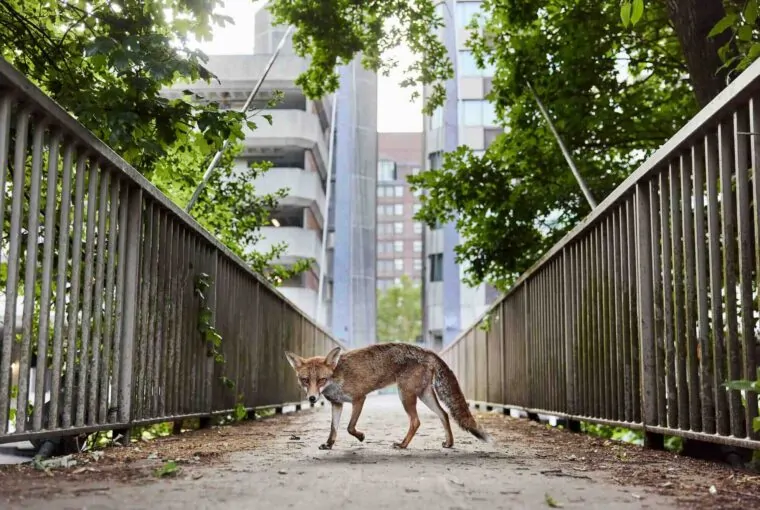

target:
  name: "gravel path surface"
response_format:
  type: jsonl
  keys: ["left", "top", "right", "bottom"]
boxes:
{"left": 1, "top": 394, "right": 755, "bottom": 509}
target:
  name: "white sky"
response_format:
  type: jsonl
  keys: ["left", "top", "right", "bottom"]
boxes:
{"left": 191, "top": 0, "right": 422, "bottom": 133}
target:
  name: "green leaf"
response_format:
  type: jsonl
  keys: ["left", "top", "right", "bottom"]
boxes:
{"left": 708, "top": 13, "right": 738, "bottom": 38}
{"left": 263, "top": 114, "right": 273, "bottom": 125}
{"left": 630, "top": 0, "right": 644, "bottom": 26}
{"left": 747, "top": 42, "right": 760, "bottom": 63}
{"left": 746, "top": 0, "right": 759, "bottom": 26}
{"left": 155, "top": 461, "right": 180, "bottom": 478}
{"left": 724, "top": 380, "right": 759, "bottom": 391}
{"left": 738, "top": 25, "right": 753, "bottom": 43}
{"left": 620, "top": 2, "right": 632, "bottom": 27}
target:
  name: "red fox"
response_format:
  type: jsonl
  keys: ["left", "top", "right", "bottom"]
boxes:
{"left": 284, "top": 342, "right": 489, "bottom": 450}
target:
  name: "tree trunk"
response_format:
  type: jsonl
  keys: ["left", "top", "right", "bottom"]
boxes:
{"left": 665, "top": 0, "right": 734, "bottom": 107}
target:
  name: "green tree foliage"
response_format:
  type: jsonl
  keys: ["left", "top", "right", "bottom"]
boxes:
{"left": 410, "top": 0, "right": 698, "bottom": 289}
{"left": 268, "top": 0, "right": 452, "bottom": 114}
{"left": 376, "top": 275, "right": 422, "bottom": 343}
{"left": 272, "top": 0, "right": 760, "bottom": 290}
{"left": 0, "top": 0, "right": 310, "bottom": 282}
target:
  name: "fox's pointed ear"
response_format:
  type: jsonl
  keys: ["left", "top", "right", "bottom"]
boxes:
{"left": 324, "top": 346, "right": 342, "bottom": 369}
{"left": 284, "top": 351, "right": 304, "bottom": 370}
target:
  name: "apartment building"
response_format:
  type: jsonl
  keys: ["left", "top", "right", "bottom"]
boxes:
{"left": 376, "top": 133, "right": 424, "bottom": 291}
{"left": 422, "top": 0, "right": 503, "bottom": 350}
{"left": 162, "top": 4, "right": 377, "bottom": 341}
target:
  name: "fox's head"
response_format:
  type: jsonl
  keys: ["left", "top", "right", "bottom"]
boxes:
{"left": 284, "top": 346, "right": 342, "bottom": 404}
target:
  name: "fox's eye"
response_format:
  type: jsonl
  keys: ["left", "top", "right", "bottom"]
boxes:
{"left": 317, "top": 378, "right": 327, "bottom": 385}
{"left": 300, "top": 378, "right": 309, "bottom": 385}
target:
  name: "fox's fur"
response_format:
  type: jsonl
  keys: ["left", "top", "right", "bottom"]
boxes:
{"left": 284, "top": 342, "right": 489, "bottom": 450}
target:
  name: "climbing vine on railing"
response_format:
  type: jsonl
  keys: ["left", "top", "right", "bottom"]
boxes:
{"left": 194, "top": 272, "right": 223, "bottom": 363}
{"left": 724, "top": 369, "right": 760, "bottom": 434}
{"left": 478, "top": 310, "right": 494, "bottom": 333}
{"left": 193, "top": 272, "right": 246, "bottom": 421}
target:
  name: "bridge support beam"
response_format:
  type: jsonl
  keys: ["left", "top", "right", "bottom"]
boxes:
{"left": 113, "top": 428, "right": 131, "bottom": 446}
{"left": 556, "top": 418, "right": 582, "bottom": 433}
{"left": 644, "top": 430, "right": 665, "bottom": 450}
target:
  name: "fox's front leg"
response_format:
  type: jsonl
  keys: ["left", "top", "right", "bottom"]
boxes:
{"left": 347, "top": 396, "right": 366, "bottom": 442}
{"left": 319, "top": 402, "right": 343, "bottom": 450}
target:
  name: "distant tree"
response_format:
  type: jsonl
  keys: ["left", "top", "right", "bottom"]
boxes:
{"left": 376, "top": 276, "right": 422, "bottom": 343}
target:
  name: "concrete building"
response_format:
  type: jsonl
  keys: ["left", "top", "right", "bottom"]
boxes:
{"left": 422, "top": 0, "right": 502, "bottom": 350}
{"left": 376, "top": 133, "right": 424, "bottom": 291}
{"left": 162, "top": 4, "right": 378, "bottom": 337}
{"left": 329, "top": 62, "right": 378, "bottom": 348}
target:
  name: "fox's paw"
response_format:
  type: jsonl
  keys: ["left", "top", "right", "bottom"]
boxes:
{"left": 318, "top": 443, "right": 333, "bottom": 450}
{"left": 442, "top": 440, "right": 454, "bottom": 449}
{"left": 350, "top": 431, "right": 365, "bottom": 442}
{"left": 392, "top": 442, "right": 407, "bottom": 449}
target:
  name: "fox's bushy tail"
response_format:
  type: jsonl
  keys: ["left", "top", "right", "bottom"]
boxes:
{"left": 431, "top": 355, "right": 490, "bottom": 442}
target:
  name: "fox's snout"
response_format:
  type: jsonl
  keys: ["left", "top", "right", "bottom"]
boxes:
{"left": 304, "top": 380, "right": 325, "bottom": 402}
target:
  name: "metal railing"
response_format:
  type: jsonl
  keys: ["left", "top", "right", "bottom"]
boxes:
{"left": 440, "top": 58, "right": 760, "bottom": 450}
{"left": 0, "top": 58, "right": 343, "bottom": 444}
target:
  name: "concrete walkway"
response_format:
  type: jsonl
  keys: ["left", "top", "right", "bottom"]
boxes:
{"left": 6, "top": 395, "right": 679, "bottom": 509}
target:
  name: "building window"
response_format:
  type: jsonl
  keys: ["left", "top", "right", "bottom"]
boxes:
{"left": 378, "top": 223, "right": 391, "bottom": 235}
{"left": 413, "top": 240, "right": 422, "bottom": 252}
{"left": 414, "top": 222, "right": 423, "bottom": 234}
{"left": 485, "top": 127, "right": 502, "bottom": 148}
{"left": 461, "top": 100, "right": 481, "bottom": 126}
{"left": 414, "top": 259, "right": 422, "bottom": 271}
{"left": 394, "top": 222, "right": 404, "bottom": 234}
{"left": 394, "top": 259, "right": 404, "bottom": 272}
{"left": 460, "top": 100, "right": 498, "bottom": 127}
{"left": 429, "top": 151, "right": 443, "bottom": 171}
{"left": 458, "top": 50, "right": 495, "bottom": 77}
{"left": 430, "top": 106, "right": 443, "bottom": 130}
{"left": 433, "top": 333, "right": 443, "bottom": 351}
{"left": 395, "top": 185, "right": 404, "bottom": 197}
{"left": 394, "top": 240, "right": 403, "bottom": 252}
{"left": 394, "top": 204, "right": 404, "bottom": 216}
{"left": 377, "top": 205, "right": 384, "bottom": 215}
{"left": 429, "top": 253, "right": 443, "bottom": 282}
{"left": 411, "top": 167, "right": 421, "bottom": 176}
{"left": 378, "top": 160, "right": 397, "bottom": 181}
{"left": 456, "top": 1, "right": 484, "bottom": 30}
{"left": 413, "top": 203, "right": 422, "bottom": 214}
{"left": 483, "top": 101, "right": 498, "bottom": 126}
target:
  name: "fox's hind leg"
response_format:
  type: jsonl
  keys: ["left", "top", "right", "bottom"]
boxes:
{"left": 319, "top": 402, "right": 343, "bottom": 450}
{"left": 347, "top": 396, "right": 366, "bottom": 442}
{"left": 392, "top": 387, "right": 420, "bottom": 449}
{"left": 420, "top": 385, "right": 454, "bottom": 448}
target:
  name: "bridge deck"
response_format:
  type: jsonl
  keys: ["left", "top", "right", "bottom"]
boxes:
{"left": 0, "top": 395, "right": 754, "bottom": 509}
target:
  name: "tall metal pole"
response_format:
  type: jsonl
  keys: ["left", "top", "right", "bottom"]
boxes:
{"left": 185, "top": 25, "right": 295, "bottom": 213}
{"left": 526, "top": 80, "right": 598, "bottom": 209}
{"left": 315, "top": 91, "right": 339, "bottom": 325}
